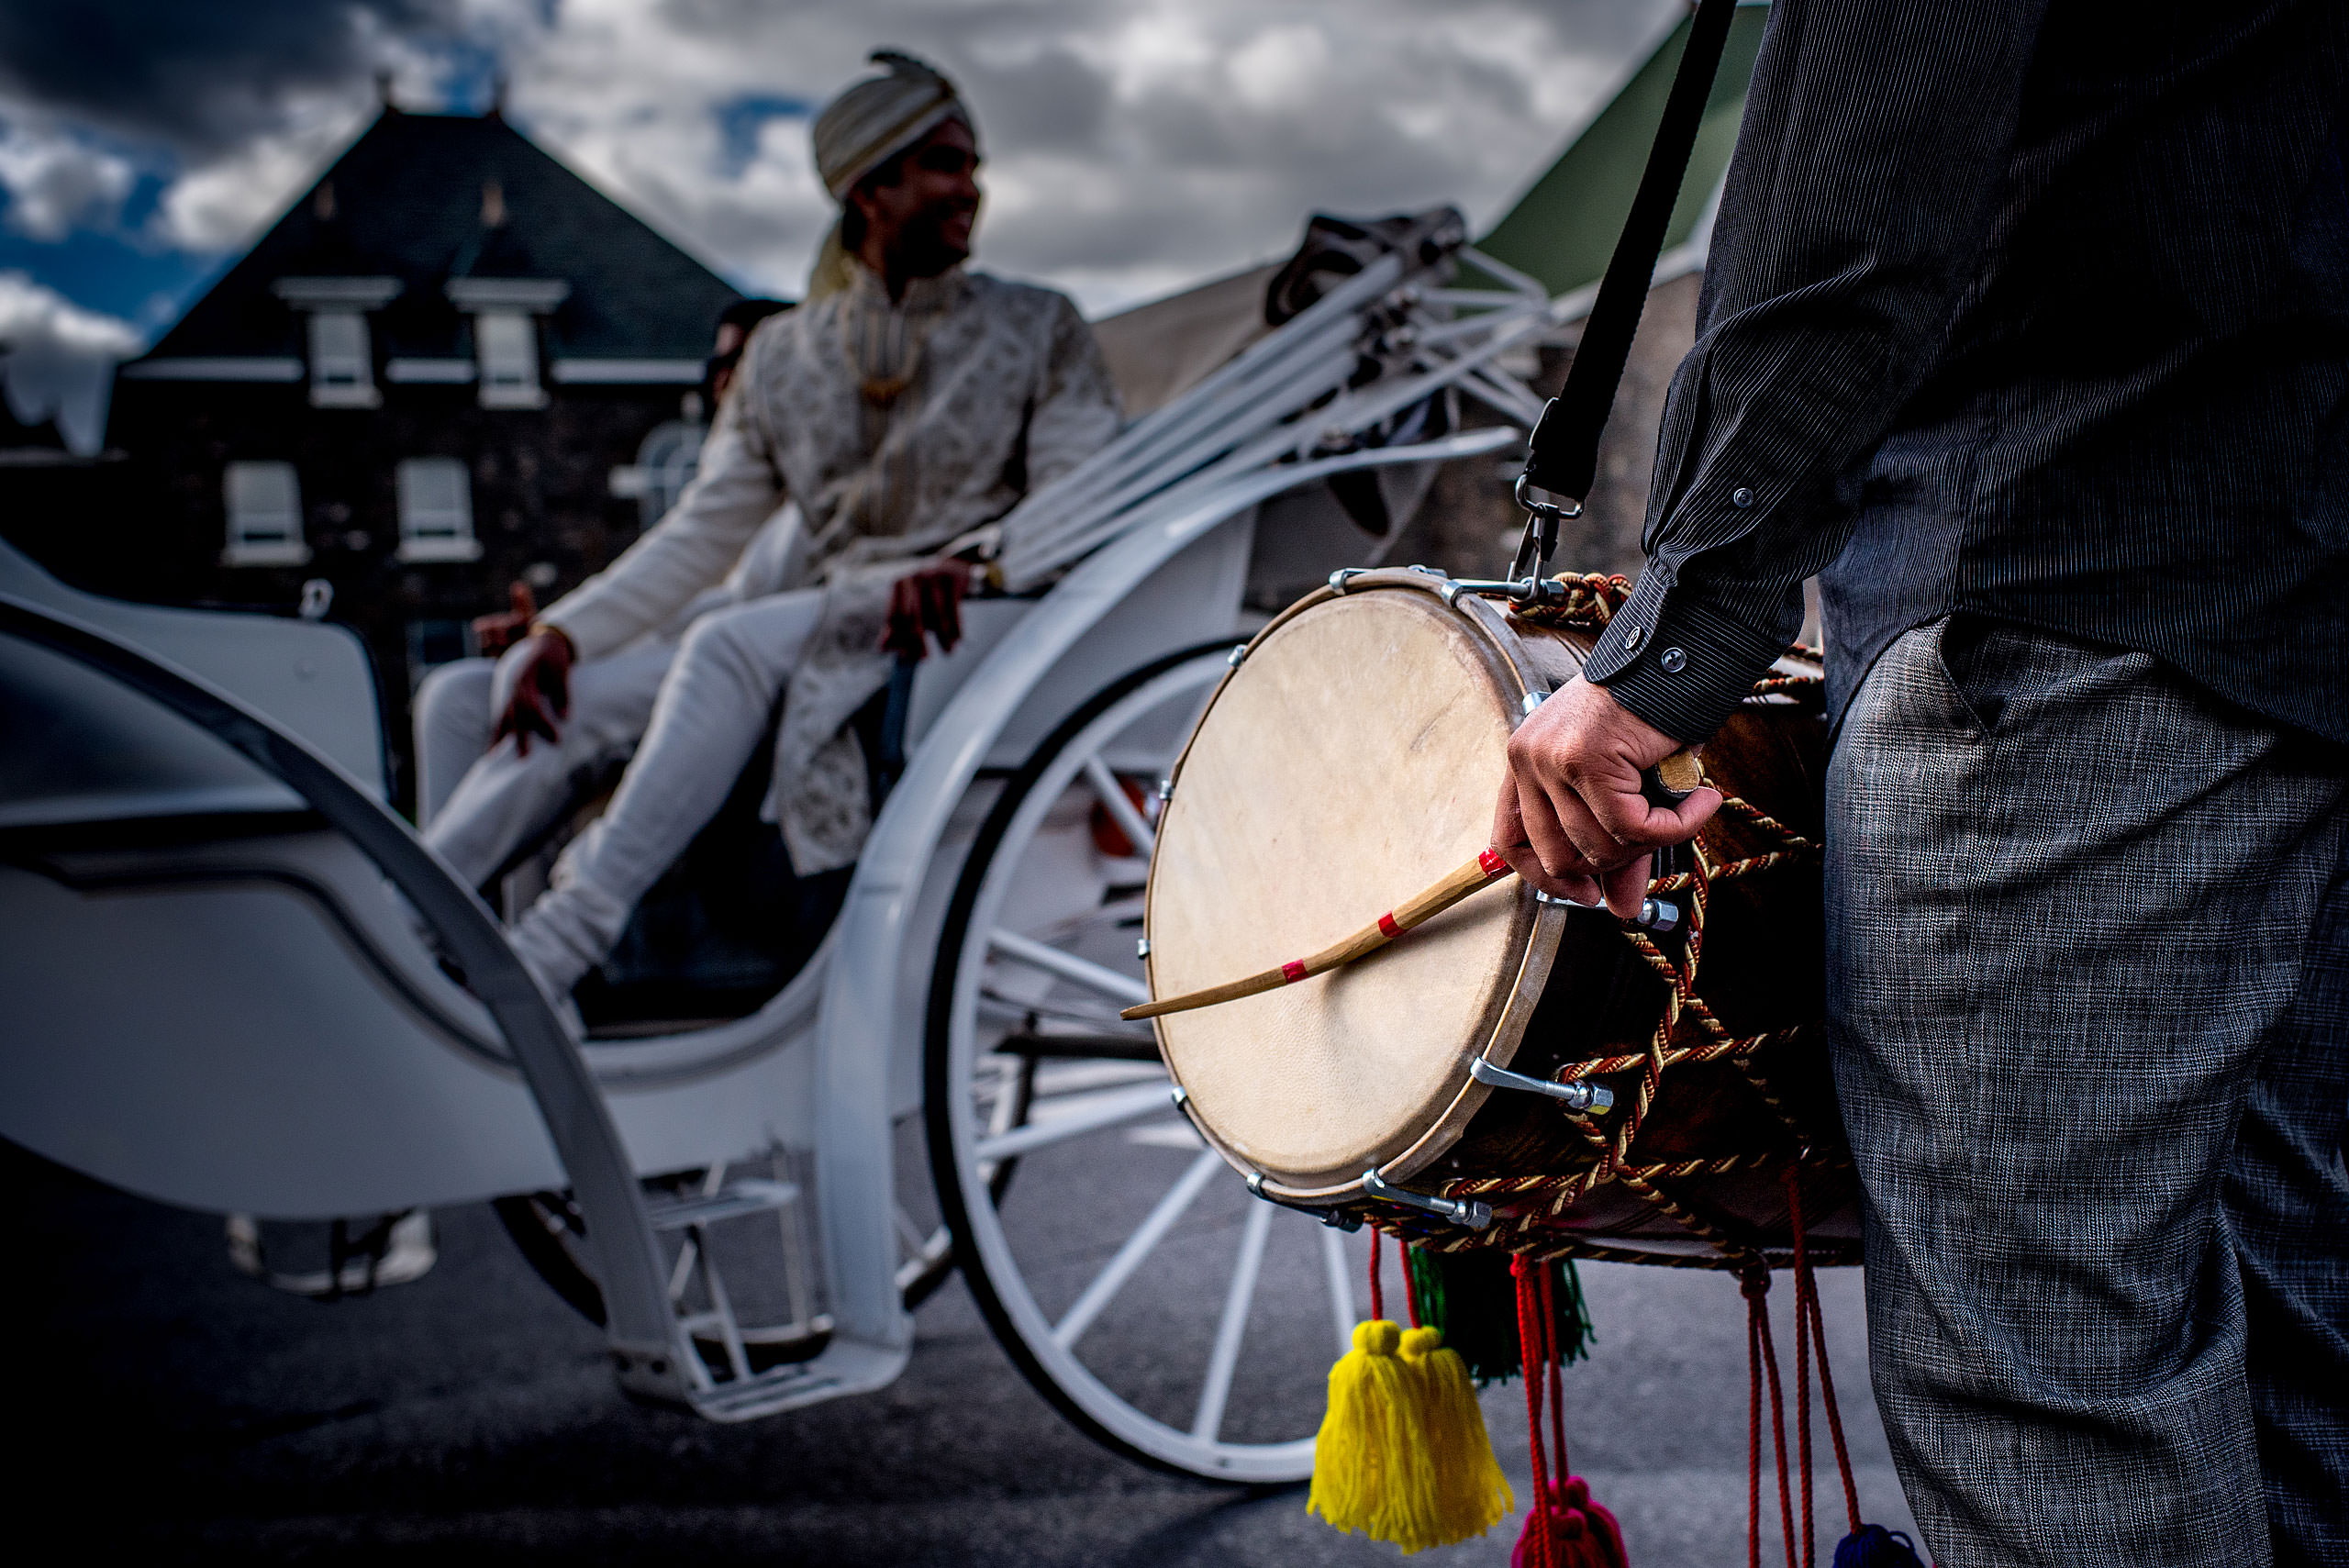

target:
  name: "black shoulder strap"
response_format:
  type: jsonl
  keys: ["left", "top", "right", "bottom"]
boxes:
{"left": 1515, "top": 0, "right": 1742, "bottom": 569}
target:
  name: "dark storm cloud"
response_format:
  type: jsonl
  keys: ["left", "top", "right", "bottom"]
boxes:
{"left": 963, "top": 47, "right": 1111, "bottom": 152}
{"left": 0, "top": 0, "right": 459, "bottom": 154}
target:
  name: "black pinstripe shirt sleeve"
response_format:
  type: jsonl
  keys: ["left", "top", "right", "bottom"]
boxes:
{"left": 1584, "top": 0, "right": 2052, "bottom": 741}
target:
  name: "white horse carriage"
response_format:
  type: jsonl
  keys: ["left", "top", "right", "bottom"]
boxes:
{"left": 1, "top": 215, "right": 1576, "bottom": 1482}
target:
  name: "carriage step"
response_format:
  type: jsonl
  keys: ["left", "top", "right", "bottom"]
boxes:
{"left": 685, "top": 1362, "right": 843, "bottom": 1423}
{"left": 645, "top": 1178, "right": 800, "bottom": 1231}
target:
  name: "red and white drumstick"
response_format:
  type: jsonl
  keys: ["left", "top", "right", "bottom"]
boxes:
{"left": 1120, "top": 752, "right": 1705, "bottom": 1023}
{"left": 1119, "top": 849, "right": 1516, "bottom": 1021}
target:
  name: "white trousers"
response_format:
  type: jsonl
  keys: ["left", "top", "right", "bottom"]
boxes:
{"left": 415, "top": 639, "right": 676, "bottom": 890}
{"left": 495, "top": 592, "right": 828, "bottom": 995}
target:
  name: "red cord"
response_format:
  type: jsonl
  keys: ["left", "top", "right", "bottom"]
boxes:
{"left": 1368, "top": 1229, "right": 1384, "bottom": 1324}
{"left": 1516, "top": 1254, "right": 1553, "bottom": 1568}
{"left": 1754, "top": 1274, "right": 1798, "bottom": 1568}
{"left": 1795, "top": 1253, "right": 1814, "bottom": 1568}
{"left": 1748, "top": 1284, "right": 1763, "bottom": 1568}
{"left": 1540, "top": 1262, "right": 1567, "bottom": 1481}
{"left": 1787, "top": 1170, "right": 1863, "bottom": 1535}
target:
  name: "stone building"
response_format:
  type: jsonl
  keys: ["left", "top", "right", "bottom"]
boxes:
{"left": 101, "top": 97, "right": 741, "bottom": 802}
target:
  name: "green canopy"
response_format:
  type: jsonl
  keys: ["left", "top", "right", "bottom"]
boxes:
{"left": 1475, "top": 2, "right": 1770, "bottom": 297}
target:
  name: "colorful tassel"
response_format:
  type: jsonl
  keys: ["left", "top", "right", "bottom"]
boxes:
{"left": 1512, "top": 1252, "right": 1629, "bottom": 1568}
{"left": 1309, "top": 1231, "right": 1517, "bottom": 1553}
{"left": 1513, "top": 1475, "right": 1629, "bottom": 1568}
{"left": 1309, "top": 1318, "right": 1419, "bottom": 1543}
{"left": 1408, "top": 1246, "right": 1598, "bottom": 1385}
{"left": 1400, "top": 1324, "right": 1515, "bottom": 1545}
{"left": 1831, "top": 1525, "right": 1926, "bottom": 1567}
{"left": 1308, "top": 1317, "right": 1518, "bottom": 1553}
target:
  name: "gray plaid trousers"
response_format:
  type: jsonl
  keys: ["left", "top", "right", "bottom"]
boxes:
{"left": 1826, "top": 615, "right": 2349, "bottom": 1567}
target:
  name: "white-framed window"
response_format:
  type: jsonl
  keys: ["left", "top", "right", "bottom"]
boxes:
{"left": 306, "top": 309, "right": 378, "bottom": 407}
{"left": 474, "top": 311, "right": 546, "bottom": 409}
{"left": 221, "top": 461, "right": 308, "bottom": 567}
{"left": 395, "top": 457, "right": 481, "bottom": 562}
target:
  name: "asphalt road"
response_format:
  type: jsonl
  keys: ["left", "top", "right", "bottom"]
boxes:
{"left": 7, "top": 1135, "right": 1923, "bottom": 1565}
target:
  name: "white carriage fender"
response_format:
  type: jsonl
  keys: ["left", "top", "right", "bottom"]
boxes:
{"left": 808, "top": 424, "right": 1522, "bottom": 1361}
{"left": 0, "top": 592, "right": 688, "bottom": 1401}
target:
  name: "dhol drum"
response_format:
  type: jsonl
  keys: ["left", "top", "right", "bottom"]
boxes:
{"left": 1141, "top": 567, "right": 1855, "bottom": 1270}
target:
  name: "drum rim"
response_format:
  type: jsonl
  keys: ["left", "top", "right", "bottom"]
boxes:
{"left": 1144, "top": 567, "right": 1572, "bottom": 1203}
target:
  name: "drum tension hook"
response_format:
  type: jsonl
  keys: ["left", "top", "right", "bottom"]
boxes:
{"left": 1362, "top": 1168, "right": 1493, "bottom": 1230}
{"left": 1438, "top": 575, "right": 1571, "bottom": 610}
{"left": 1536, "top": 886, "right": 1684, "bottom": 934}
{"left": 1245, "top": 1172, "right": 1364, "bottom": 1231}
{"left": 1469, "top": 1056, "right": 1614, "bottom": 1115}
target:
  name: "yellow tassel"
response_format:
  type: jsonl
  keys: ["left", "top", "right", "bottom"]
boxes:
{"left": 1309, "top": 1319, "right": 1415, "bottom": 1540}
{"left": 1401, "top": 1325, "right": 1515, "bottom": 1549}
{"left": 1308, "top": 1320, "right": 1515, "bottom": 1553}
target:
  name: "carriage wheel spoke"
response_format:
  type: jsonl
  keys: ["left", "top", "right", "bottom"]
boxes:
{"left": 1052, "top": 1149, "right": 1221, "bottom": 1349}
{"left": 1192, "top": 1196, "right": 1274, "bottom": 1441}
{"left": 1082, "top": 754, "right": 1156, "bottom": 858}
{"left": 1319, "top": 1222, "right": 1358, "bottom": 1356}
{"left": 988, "top": 927, "right": 1149, "bottom": 1006}
{"left": 974, "top": 1080, "right": 1170, "bottom": 1162}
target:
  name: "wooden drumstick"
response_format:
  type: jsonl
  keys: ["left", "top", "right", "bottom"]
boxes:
{"left": 1120, "top": 750, "right": 1702, "bottom": 1023}
{"left": 1120, "top": 848, "right": 1516, "bottom": 1021}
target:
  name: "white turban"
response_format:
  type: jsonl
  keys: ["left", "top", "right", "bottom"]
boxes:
{"left": 807, "top": 50, "right": 974, "bottom": 299}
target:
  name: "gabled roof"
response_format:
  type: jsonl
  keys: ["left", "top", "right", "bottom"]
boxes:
{"left": 1475, "top": 3, "right": 1771, "bottom": 297}
{"left": 138, "top": 106, "right": 741, "bottom": 363}
{"left": 0, "top": 363, "right": 69, "bottom": 450}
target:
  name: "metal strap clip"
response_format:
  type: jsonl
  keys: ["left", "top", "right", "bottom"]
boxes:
{"left": 1510, "top": 473, "right": 1584, "bottom": 578}
{"left": 1469, "top": 1055, "right": 1614, "bottom": 1115}
{"left": 1361, "top": 1168, "right": 1492, "bottom": 1229}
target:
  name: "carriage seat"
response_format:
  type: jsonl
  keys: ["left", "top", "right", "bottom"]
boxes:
{"left": 517, "top": 595, "right": 1040, "bottom": 1035}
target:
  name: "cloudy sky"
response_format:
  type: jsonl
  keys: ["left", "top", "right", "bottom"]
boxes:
{"left": 0, "top": 0, "right": 1678, "bottom": 449}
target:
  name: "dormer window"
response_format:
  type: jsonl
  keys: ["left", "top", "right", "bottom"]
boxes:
{"left": 446, "top": 278, "right": 569, "bottom": 411}
{"left": 221, "top": 461, "right": 308, "bottom": 566}
{"left": 307, "top": 311, "right": 372, "bottom": 400}
{"left": 272, "top": 276, "right": 401, "bottom": 409}
{"left": 475, "top": 311, "right": 541, "bottom": 407}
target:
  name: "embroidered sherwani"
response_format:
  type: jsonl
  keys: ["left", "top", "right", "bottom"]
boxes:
{"left": 539, "top": 262, "right": 1119, "bottom": 873}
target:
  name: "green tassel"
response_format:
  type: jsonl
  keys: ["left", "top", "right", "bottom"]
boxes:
{"left": 1406, "top": 1247, "right": 1598, "bottom": 1385}
{"left": 1553, "top": 1256, "right": 1596, "bottom": 1366}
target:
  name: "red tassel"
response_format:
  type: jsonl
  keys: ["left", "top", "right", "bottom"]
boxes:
{"left": 1510, "top": 1254, "right": 1629, "bottom": 1568}
{"left": 1513, "top": 1474, "right": 1629, "bottom": 1568}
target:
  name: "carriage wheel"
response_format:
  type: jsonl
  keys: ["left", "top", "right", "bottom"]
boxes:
{"left": 927, "top": 645, "right": 1366, "bottom": 1484}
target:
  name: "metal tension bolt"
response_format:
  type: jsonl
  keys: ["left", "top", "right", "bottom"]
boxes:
{"left": 1247, "top": 1171, "right": 1363, "bottom": 1230}
{"left": 1469, "top": 1056, "right": 1615, "bottom": 1114}
{"left": 1635, "top": 896, "right": 1682, "bottom": 934}
{"left": 1362, "top": 1168, "right": 1492, "bottom": 1229}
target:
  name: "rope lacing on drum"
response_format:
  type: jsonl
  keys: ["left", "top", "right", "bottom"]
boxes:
{"left": 1410, "top": 573, "right": 1834, "bottom": 1274}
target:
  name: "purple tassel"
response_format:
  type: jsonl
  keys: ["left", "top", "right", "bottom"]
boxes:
{"left": 1833, "top": 1524, "right": 1926, "bottom": 1567}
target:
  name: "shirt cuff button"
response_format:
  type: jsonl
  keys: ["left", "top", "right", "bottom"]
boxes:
{"left": 1659, "top": 646, "right": 1687, "bottom": 673}
{"left": 1621, "top": 623, "right": 1645, "bottom": 652}
{"left": 1731, "top": 486, "right": 1755, "bottom": 508}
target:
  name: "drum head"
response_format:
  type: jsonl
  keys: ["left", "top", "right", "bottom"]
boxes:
{"left": 1148, "top": 584, "right": 1540, "bottom": 1194}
